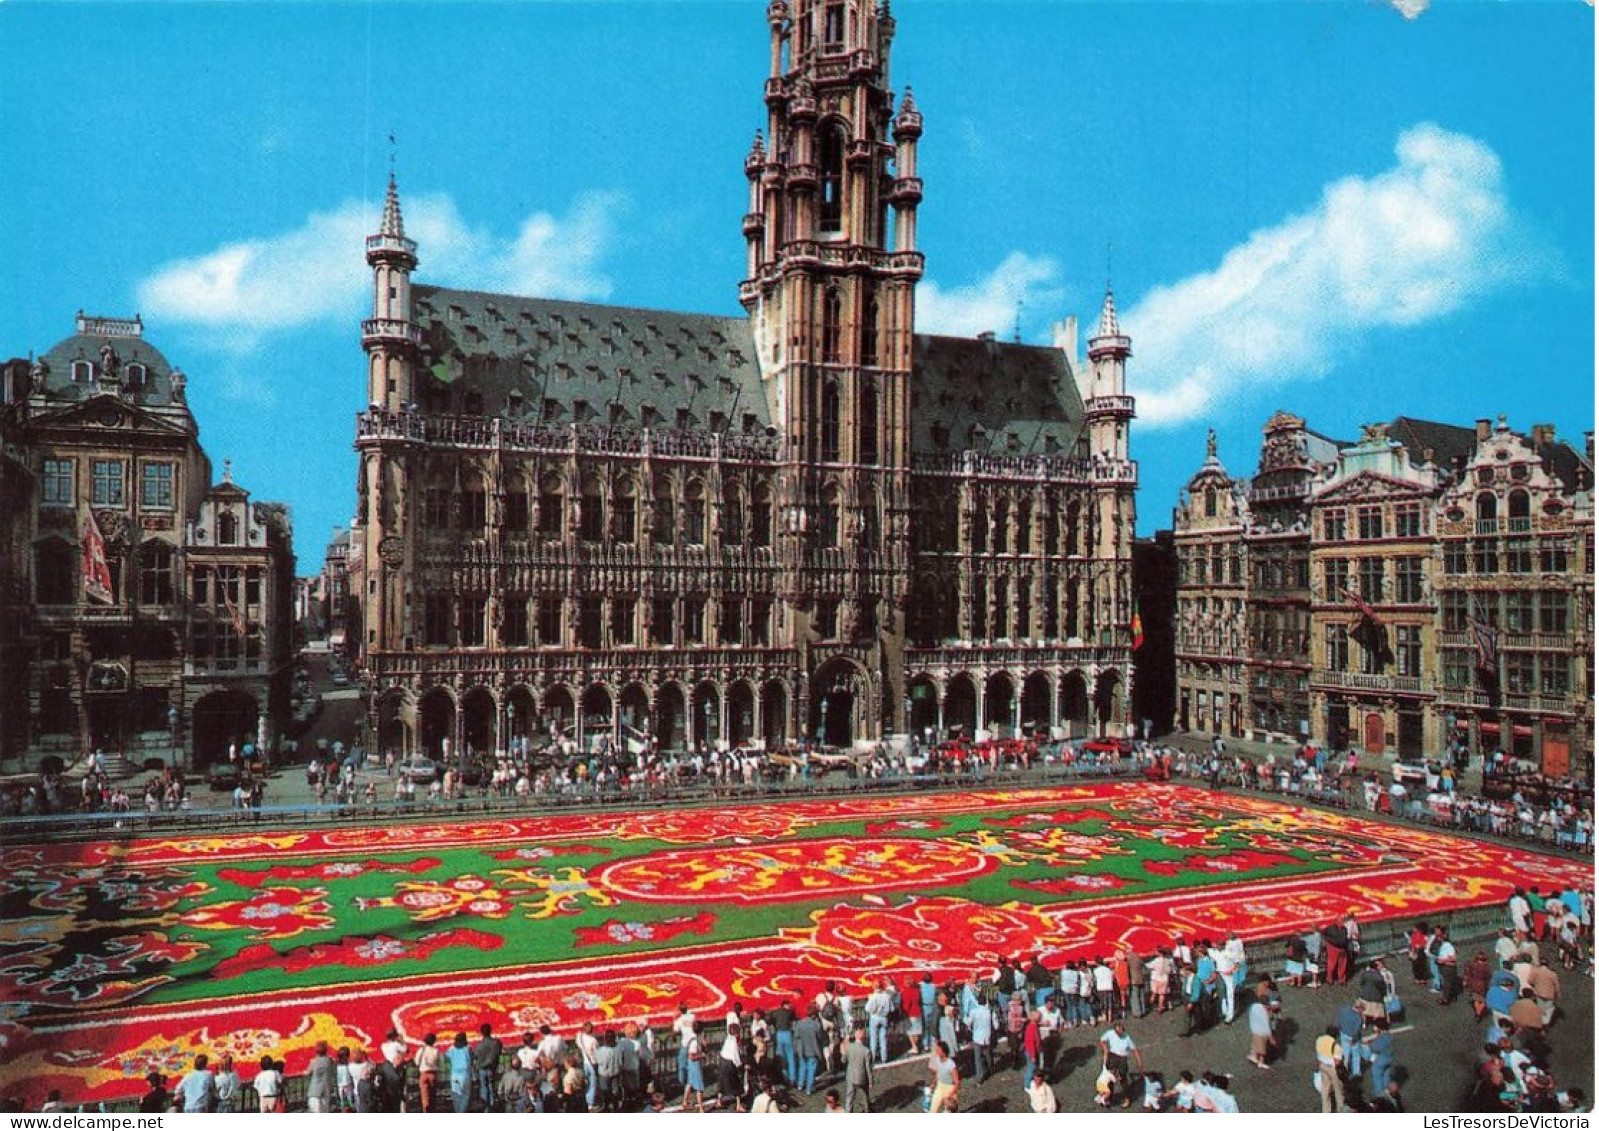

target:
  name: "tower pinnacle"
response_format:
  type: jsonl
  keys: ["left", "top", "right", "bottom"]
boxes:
{"left": 380, "top": 174, "right": 407, "bottom": 240}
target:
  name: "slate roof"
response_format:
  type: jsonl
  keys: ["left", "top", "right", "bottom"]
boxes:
{"left": 34, "top": 324, "right": 185, "bottom": 410}
{"left": 414, "top": 284, "right": 1087, "bottom": 456}
{"left": 1387, "top": 415, "right": 1477, "bottom": 471}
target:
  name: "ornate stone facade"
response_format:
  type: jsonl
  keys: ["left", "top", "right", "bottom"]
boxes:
{"left": 1176, "top": 411, "right": 1592, "bottom": 775}
{"left": 1431, "top": 418, "right": 1593, "bottom": 776}
{"left": 0, "top": 315, "right": 294, "bottom": 771}
{"left": 352, "top": 1, "right": 1137, "bottom": 757}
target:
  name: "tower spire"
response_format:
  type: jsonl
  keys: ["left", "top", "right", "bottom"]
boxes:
{"left": 380, "top": 171, "right": 407, "bottom": 240}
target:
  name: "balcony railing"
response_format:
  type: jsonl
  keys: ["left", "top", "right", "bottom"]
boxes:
{"left": 911, "top": 449, "right": 1137, "bottom": 483}
{"left": 1310, "top": 669, "right": 1426, "bottom": 694}
{"left": 355, "top": 411, "right": 781, "bottom": 464}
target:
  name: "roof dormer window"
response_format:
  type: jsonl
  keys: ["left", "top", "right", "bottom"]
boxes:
{"left": 125, "top": 363, "right": 146, "bottom": 387}
{"left": 72, "top": 360, "right": 92, "bottom": 384}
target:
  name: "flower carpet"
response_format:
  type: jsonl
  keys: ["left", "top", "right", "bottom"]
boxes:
{"left": 1, "top": 782, "right": 1585, "bottom": 1105}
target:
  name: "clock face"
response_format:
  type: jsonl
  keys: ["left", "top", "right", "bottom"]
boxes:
{"left": 378, "top": 536, "right": 406, "bottom": 566}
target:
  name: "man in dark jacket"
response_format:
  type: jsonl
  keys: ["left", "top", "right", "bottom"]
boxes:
{"left": 472, "top": 1023, "right": 503, "bottom": 1110}
{"left": 1322, "top": 921, "right": 1352, "bottom": 985}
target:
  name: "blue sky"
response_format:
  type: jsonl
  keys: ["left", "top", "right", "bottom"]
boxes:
{"left": 3, "top": 1, "right": 1592, "bottom": 568}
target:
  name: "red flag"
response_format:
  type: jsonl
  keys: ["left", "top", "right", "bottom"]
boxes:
{"left": 81, "top": 510, "right": 113, "bottom": 604}
{"left": 1469, "top": 598, "right": 1498, "bottom": 675}
{"left": 1129, "top": 609, "right": 1145, "bottom": 651}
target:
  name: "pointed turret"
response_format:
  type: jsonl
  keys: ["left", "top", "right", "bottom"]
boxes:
{"left": 362, "top": 173, "right": 421, "bottom": 410}
{"left": 1088, "top": 286, "right": 1129, "bottom": 361}
{"left": 1084, "top": 284, "right": 1134, "bottom": 461}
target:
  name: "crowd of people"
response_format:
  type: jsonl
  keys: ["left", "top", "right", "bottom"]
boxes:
{"left": 13, "top": 881, "right": 1583, "bottom": 1116}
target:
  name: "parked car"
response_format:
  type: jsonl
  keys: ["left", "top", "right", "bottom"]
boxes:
{"left": 207, "top": 762, "right": 242, "bottom": 792}
{"left": 402, "top": 757, "right": 440, "bottom": 784}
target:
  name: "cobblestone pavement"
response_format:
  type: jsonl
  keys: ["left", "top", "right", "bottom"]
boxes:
{"left": 771, "top": 967, "right": 1593, "bottom": 1114}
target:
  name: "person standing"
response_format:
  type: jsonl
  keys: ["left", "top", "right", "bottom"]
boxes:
{"left": 794, "top": 1006, "right": 824, "bottom": 1094}
{"left": 1125, "top": 943, "right": 1149, "bottom": 1018}
{"left": 213, "top": 1054, "right": 242, "bottom": 1114}
{"left": 1315, "top": 1025, "right": 1345, "bottom": 1113}
{"left": 305, "top": 1041, "right": 336, "bottom": 1114}
{"left": 472, "top": 1023, "right": 503, "bottom": 1111}
{"left": 682, "top": 1021, "right": 707, "bottom": 1112}
{"left": 178, "top": 1054, "right": 217, "bottom": 1114}
{"left": 1027, "top": 1073, "right": 1059, "bottom": 1113}
{"left": 769, "top": 998, "right": 798, "bottom": 1083}
{"left": 1097, "top": 1020, "right": 1145, "bottom": 1100}
{"left": 672, "top": 1003, "right": 697, "bottom": 1091}
{"left": 1245, "top": 994, "right": 1273, "bottom": 1069}
{"left": 927, "top": 1040, "right": 961, "bottom": 1113}
{"left": 843, "top": 1026, "right": 873, "bottom": 1112}
{"left": 965, "top": 990, "right": 994, "bottom": 1083}
{"left": 716, "top": 1024, "right": 745, "bottom": 1111}
{"left": 436, "top": 1032, "right": 468, "bottom": 1113}
{"left": 865, "top": 979, "right": 894, "bottom": 1064}
{"left": 414, "top": 1032, "right": 442, "bottom": 1113}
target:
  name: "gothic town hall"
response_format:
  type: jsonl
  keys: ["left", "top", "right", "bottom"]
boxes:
{"left": 348, "top": 0, "right": 1138, "bottom": 758}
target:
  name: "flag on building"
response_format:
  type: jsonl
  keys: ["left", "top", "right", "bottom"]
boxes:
{"left": 222, "top": 583, "right": 248, "bottom": 638}
{"left": 81, "top": 510, "right": 113, "bottom": 604}
{"left": 1469, "top": 599, "right": 1498, "bottom": 677}
{"left": 1129, "top": 607, "right": 1144, "bottom": 651}
{"left": 1341, "top": 586, "right": 1392, "bottom": 669}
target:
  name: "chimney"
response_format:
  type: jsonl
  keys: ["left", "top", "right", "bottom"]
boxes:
{"left": 1475, "top": 418, "right": 1492, "bottom": 442}
{"left": 1422, "top": 447, "right": 1435, "bottom": 467}
{"left": 1531, "top": 422, "right": 1554, "bottom": 447}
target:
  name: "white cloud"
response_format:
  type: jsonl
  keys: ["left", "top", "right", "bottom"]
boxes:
{"left": 137, "top": 191, "right": 625, "bottom": 351}
{"left": 1125, "top": 123, "right": 1536, "bottom": 427}
{"left": 917, "top": 251, "right": 1066, "bottom": 339}
{"left": 1391, "top": 0, "right": 1429, "bottom": 20}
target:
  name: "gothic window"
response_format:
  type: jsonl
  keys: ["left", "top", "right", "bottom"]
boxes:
{"left": 1015, "top": 579, "right": 1031, "bottom": 639}
{"left": 538, "top": 475, "right": 565, "bottom": 540}
{"left": 425, "top": 488, "right": 452, "bottom": 531}
{"left": 614, "top": 480, "right": 636, "bottom": 544}
{"left": 861, "top": 501, "right": 879, "bottom": 546}
{"left": 461, "top": 595, "right": 487, "bottom": 647}
{"left": 993, "top": 499, "right": 1009, "bottom": 554}
{"left": 652, "top": 597, "right": 675, "bottom": 645}
{"left": 819, "top": 483, "right": 841, "bottom": 547}
{"left": 814, "top": 599, "right": 839, "bottom": 640}
{"left": 91, "top": 459, "right": 124, "bottom": 507}
{"left": 822, "top": 289, "right": 842, "bottom": 363}
{"left": 140, "top": 463, "right": 174, "bottom": 510}
{"left": 579, "top": 478, "right": 605, "bottom": 542}
{"left": 1066, "top": 501, "right": 1081, "bottom": 556}
{"left": 823, "top": 0, "right": 844, "bottom": 47}
{"left": 537, "top": 598, "right": 563, "bottom": 645}
{"left": 750, "top": 484, "right": 772, "bottom": 548}
{"left": 750, "top": 599, "right": 772, "bottom": 646}
{"left": 820, "top": 382, "right": 842, "bottom": 462}
{"left": 502, "top": 597, "right": 529, "bottom": 646}
{"left": 653, "top": 481, "right": 675, "bottom": 546}
{"left": 1043, "top": 578, "right": 1058, "bottom": 637}
{"left": 722, "top": 485, "right": 745, "bottom": 545}
{"left": 577, "top": 597, "right": 602, "bottom": 648}
{"left": 504, "top": 490, "right": 529, "bottom": 534}
{"left": 971, "top": 499, "right": 988, "bottom": 554}
{"left": 35, "top": 540, "right": 75, "bottom": 604}
{"left": 1043, "top": 506, "right": 1058, "bottom": 555}
{"left": 859, "top": 382, "right": 879, "bottom": 466}
{"left": 861, "top": 296, "right": 879, "bottom": 368}
{"left": 818, "top": 123, "right": 846, "bottom": 234}
{"left": 682, "top": 597, "right": 706, "bottom": 644}
{"left": 610, "top": 596, "right": 636, "bottom": 646}
{"left": 990, "top": 577, "right": 1008, "bottom": 638}
{"left": 684, "top": 480, "right": 707, "bottom": 545}
{"left": 423, "top": 592, "right": 452, "bottom": 647}
{"left": 139, "top": 540, "right": 175, "bottom": 606}
{"left": 721, "top": 598, "right": 743, "bottom": 644}
{"left": 1015, "top": 501, "right": 1032, "bottom": 554}
{"left": 462, "top": 485, "right": 488, "bottom": 534}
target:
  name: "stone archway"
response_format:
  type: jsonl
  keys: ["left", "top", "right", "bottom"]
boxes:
{"left": 618, "top": 683, "right": 651, "bottom": 753}
{"left": 374, "top": 689, "right": 406, "bottom": 758}
{"left": 691, "top": 682, "right": 721, "bottom": 750}
{"left": 544, "top": 686, "right": 576, "bottom": 740}
{"left": 581, "top": 685, "right": 614, "bottom": 749}
{"left": 728, "top": 681, "right": 756, "bottom": 748}
{"left": 1020, "top": 671, "right": 1052, "bottom": 735}
{"left": 944, "top": 673, "right": 977, "bottom": 739}
{"left": 505, "top": 685, "right": 537, "bottom": 745}
{"left": 983, "top": 672, "right": 1015, "bottom": 737}
{"left": 810, "top": 658, "right": 868, "bottom": 747}
{"left": 761, "top": 680, "right": 789, "bottom": 747}
{"left": 907, "top": 674, "right": 940, "bottom": 736}
{"left": 1060, "top": 671, "right": 1090, "bottom": 738}
{"left": 655, "top": 683, "right": 686, "bottom": 751}
{"left": 417, "top": 687, "right": 455, "bottom": 757}
{"left": 1094, "top": 669, "right": 1123, "bottom": 736}
{"left": 460, "top": 686, "right": 496, "bottom": 756}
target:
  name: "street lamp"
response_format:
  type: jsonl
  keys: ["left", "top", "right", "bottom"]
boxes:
{"left": 167, "top": 705, "right": 180, "bottom": 769}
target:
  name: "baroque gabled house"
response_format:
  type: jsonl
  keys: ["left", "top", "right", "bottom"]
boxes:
{"left": 351, "top": 0, "right": 1137, "bottom": 758}
{"left": 0, "top": 315, "right": 294, "bottom": 771}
